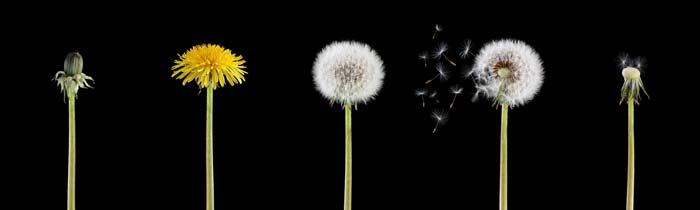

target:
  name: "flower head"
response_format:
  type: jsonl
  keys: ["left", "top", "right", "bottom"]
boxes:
{"left": 471, "top": 39, "right": 544, "bottom": 107}
{"left": 172, "top": 44, "right": 247, "bottom": 90}
{"left": 313, "top": 41, "right": 385, "bottom": 106}
{"left": 54, "top": 52, "right": 93, "bottom": 99}
{"left": 619, "top": 55, "right": 649, "bottom": 104}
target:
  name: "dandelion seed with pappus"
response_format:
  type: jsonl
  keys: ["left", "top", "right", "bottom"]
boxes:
{"left": 460, "top": 39, "right": 473, "bottom": 59}
{"left": 425, "top": 63, "right": 449, "bottom": 84}
{"left": 415, "top": 89, "right": 428, "bottom": 108}
{"left": 419, "top": 51, "right": 429, "bottom": 68}
{"left": 433, "top": 42, "right": 457, "bottom": 66}
{"left": 432, "top": 24, "right": 442, "bottom": 39}
{"left": 449, "top": 85, "right": 463, "bottom": 109}
{"left": 431, "top": 110, "right": 448, "bottom": 133}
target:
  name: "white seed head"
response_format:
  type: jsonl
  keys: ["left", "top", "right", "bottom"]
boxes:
{"left": 622, "top": 67, "right": 641, "bottom": 79}
{"left": 313, "top": 41, "right": 385, "bottom": 106}
{"left": 471, "top": 39, "right": 544, "bottom": 107}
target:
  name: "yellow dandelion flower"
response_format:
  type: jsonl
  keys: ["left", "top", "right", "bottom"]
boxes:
{"left": 172, "top": 44, "right": 247, "bottom": 89}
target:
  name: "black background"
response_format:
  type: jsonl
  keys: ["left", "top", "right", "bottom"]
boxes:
{"left": 6, "top": 5, "right": 695, "bottom": 210}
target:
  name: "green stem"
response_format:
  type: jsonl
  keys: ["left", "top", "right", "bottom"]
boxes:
{"left": 344, "top": 104, "right": 352, "bottom": 210}
{"left": 206, "top": 85, "right": 214, "bottom": 210}
{"left": 626, "top": 99, "right": 635, "bottom": 210}
{"left": 500, "top": 103, "right": 508, "bottom": 210}
{"left": 67, "top": 94, "right": 76, "bottom": 210}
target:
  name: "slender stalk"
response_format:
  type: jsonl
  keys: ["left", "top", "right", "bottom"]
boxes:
{"left": 499, "top": 103, "right": 508, "bottom": 210}
{"left": 425, "top": 74, "right": 439, "bottom": 84}
{"left": 206, "top": 85, "right": 214, "bottom": 210}
{"left": 344, "top": 103, "right": 353, "bottom": 210}
{"left": 67, "top": 93, "right": 76, "bottom": 210}
{"left": 626, "top": 99, "right": 635, "bottom": 210}
{"left": 442, "top": 55, "right": 457, "bottom": 66}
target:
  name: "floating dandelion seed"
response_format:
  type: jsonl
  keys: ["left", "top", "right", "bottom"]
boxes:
{"left": 433, "top": 42, "right": 457, "bottom": 66}
{"left": 449, "top": 85, "right": 464, "bottom": 109}
{"left": 471, "top": 39, "right": 544, "bottom": 107}
{"left": 425, "top": 63, "right": 450, "bottom": 84}
{"left": 460, "top": 39, "right": 473, "bottom": 59}
{"left": 432, "top": 24, "right": 443, "bottom": 39}
{"left": 415, "top": 89, "right": 428, "bottom": 107}
{"left": 429, "top": 90, "right": 439, "bottom": 104}
{"left": 419, "top": 51, "right": 429, "bottom": 68}
{"left": 431, "top": 110, "right": 448, "bottom": 133}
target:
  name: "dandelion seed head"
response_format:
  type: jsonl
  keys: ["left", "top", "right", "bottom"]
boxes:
{"left": 471, "top": 39, "right": 544, "bottom": 107}
{"left": 313, "top": 41, "right": 385, "bottom": 106}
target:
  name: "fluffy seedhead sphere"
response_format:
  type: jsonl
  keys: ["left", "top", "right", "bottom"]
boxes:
{"left": 313, "top": 41, "right": 385, "bottom": 106}
{"left": 471, "top": 39, "right": 544, "bottom": 107}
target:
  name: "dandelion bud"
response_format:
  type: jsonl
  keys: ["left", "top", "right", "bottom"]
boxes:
{"left": 64, "top": 52, "right": 83, "bottom": 76}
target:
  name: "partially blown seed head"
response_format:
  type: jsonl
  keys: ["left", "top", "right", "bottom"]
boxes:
{"left": 471, "top": 39, "right": 544, "bottom": 107}
{"left": 619, "top": 54, "right": 649, "bottom": 104}
{"left": 313, "top": 41, "right": 385, "bottom": 106}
